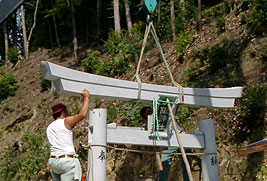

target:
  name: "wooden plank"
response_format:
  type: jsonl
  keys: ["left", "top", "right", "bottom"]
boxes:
{"left": 107, "top": 126, "right": 205, "bottom": 149}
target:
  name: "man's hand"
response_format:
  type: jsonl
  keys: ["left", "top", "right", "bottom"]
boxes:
{"left": 82, "top": 89, "right": 90, "bottom": 99}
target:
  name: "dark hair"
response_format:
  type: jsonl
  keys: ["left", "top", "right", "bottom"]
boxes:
{"left": 140, "top": 106, "right": 153, "bottom": 119}
{"left": 53, "top": 111, "right": 63, "bottom": 120}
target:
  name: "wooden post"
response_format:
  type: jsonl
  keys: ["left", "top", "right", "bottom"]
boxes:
{"left": 167, "top": 101, "right": 194, "bottom": 181}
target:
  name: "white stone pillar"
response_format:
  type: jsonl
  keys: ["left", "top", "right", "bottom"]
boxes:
{"left": 199, "top": 119, "right": 219, "bottom": 181}
{"left": 88, "top": 109, "right": 107, "bottom": 181}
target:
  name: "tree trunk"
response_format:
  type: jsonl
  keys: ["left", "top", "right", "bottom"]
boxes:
{"left": 70, "top": 0, "right": 78, "bottom": 61}
{"left": 13, "top": 12, "right": 18, "bottom": 48}
{"left": 198, "top": 0, "right": 202, "bottom": 31}
{"left": 21, "top": 5, "right": 28, "bottom": 60}
{"left": 180, "top": 0, "right": 185, "bottom": 11}
{"left": 48, "top": 20, "right": 53, "bottom": 47}
{"left": 97, "top": 0, "right": 101, "bottom": 37}
{"left": 124, "top": 0, "right": 132, "bottom": 34}
{"left": 158, "top": 0, "right": 161, "bottom": 23}
{"left": 113, "top": 0, "right": 121, "bottom": 34}
{"left": 53, "top": 15, "right": 61, "bottom": 47}
{"left": 3, "top": 21, "right": 9, "bottom": 61}
{"left": 27, "top": 0, "right": 40, "bottom": 60}
{"left": 51, "top": 0, "right": 61, "bottom": 47}
{"left": 170, "top": 0, "right": 176, "bottom": 41}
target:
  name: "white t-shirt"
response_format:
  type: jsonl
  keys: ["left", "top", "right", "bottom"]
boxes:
{"left": 46, "top": 118, "right": 76, "bottom": 156}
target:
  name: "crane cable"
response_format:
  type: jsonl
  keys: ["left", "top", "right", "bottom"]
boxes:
{"left": 132, "top": 16, "right": 184, "bottom": 103}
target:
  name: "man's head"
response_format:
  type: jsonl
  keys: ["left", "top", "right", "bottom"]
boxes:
{"left": 51, "top": 103, "right": 67, "bottom": 120}
{"left": 140, "top": 106, "right": 153, "bottom": 119}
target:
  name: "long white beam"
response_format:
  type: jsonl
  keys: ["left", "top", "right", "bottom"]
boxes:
{"left": 107, "top": 126, "right": 205, "bottom": 149}
{"left": 40, "top": 61, "right": 243, "bottom": 108}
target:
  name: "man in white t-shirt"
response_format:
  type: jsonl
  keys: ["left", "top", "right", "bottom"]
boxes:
{"left": 47, "top": 89, "right": 89, "bottom": 181}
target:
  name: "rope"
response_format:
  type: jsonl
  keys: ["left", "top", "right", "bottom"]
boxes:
{"left": 132, "top": 18, "right": 184, "bottom": 103}
{"left": 150, "top": 23, "right": 184, "bottom": 103}
{"left": 133, "top": 21, "right": 152, "bottom": 99}
{"left": 84, "top": 144, "right": 208, "bottom": 156}
{"left": 152, "top": 98, "right": 179, "bottom": 140}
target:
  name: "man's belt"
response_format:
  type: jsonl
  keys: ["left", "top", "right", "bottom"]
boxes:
{"left": 50, "top": 154, "right": 76, "bottom": 158}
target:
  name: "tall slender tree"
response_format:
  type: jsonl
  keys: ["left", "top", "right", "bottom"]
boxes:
{"left": 51, "top": 0, "right": 61, "bottom": 47}
{"left": 3, "top": 21, "right": 8, "bottom": 61}
{"left": 97, "top": 0, "right": 102, "bottom": 37}
{"left": 124, "top": 0, "right": 133, "bottom": 34}
{"left": 158, "top": 0, "right": 161, "bottom": 23}
{"left": 70, "top": 0, "right": 78, "bottom": 60}
{"left": 198, "top": 0, "right": 202, "bottom": 31}
{"left": 170, "top": 0, "right": 176, "bottom": 41}
{"left": 20, "top": 0, "right": 40, "bottom": 60}
{"left": 181, "top": 0, "right": 185, "bottom": 11}
{"left": 21, "top": 5, "right": 27, "bottom": 59}
{"left": 114, "top": 0, "right": 121, "bottom": 34}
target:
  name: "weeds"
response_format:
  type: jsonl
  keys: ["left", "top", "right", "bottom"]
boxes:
{"left": 0, "top": 74, "right": 19, "bottom": 101}
{"left": 175, "top": 32, "right": 194, "bottom": 55}
{"left": 0, "top": 131, "right": 50, "bottom": 180}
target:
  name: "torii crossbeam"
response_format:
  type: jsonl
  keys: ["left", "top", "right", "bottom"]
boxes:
{"left": 40, "top": 61, "right": 243, "bottom": 108}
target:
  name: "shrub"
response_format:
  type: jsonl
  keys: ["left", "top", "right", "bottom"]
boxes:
{"left": 107, "top": 102, "right": 117, "bottom": 124}
{"left": 104, "top": 30, "right": 138, "bottom": 57}
{"left": 245, "top": 0, "right": 267, "bottom": 36}
{"left": 176, "top": 107, "right": 196, "bottom": 131}
{"left": 82, "top": 51, "right": 130, "bottom": 77}
{"left": 82, "top": 50, "right": 101, "bottom": 74}
{"left": 176, "top": 32, "right": 194, "bottom": 55}
{"left": 0, "top": 74, "right": 19, "bottom": 101}
{"left": 7, "top": 46, "right": 18, "bottom": 64}
{"left": 233, "top": 83, "right": 267, "bottom": 143}
{"left": 3, "top": 105, "right": 14, "bottom": 115}
{"left": 0, "top": 131, "right": 50, "bottom": 180}
{"left": 196, "top": 38, "right": 236, "bottom": 73}
{"left": 40, "top": 76, "right": 51, "bottom": 91}
{"left": 119, "top": 102, "right": 150, "bottom": 127}
{"left": 218, "top": 71, "right": 244, "bottom": 87}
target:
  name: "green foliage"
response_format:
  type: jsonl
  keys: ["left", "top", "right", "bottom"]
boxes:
{"left": 233, "top": 83, "right": 267, "bottom": 143}
{"left": 199, "top": 38, "right": 237, "bottom": 73}
{"left": 3, "top": 105, "right": 14, "bottom": 115}
{"left": 83, "top": 30, "right": 141, "bottom": 77}
{"left": 82, "top": 50, "right": 101, "bottom": 74}
{"left": 40, "top": 76, "right": 51, "bottom": 92}
{"left": 0, "top": 131, "right": 50, "bottom": 180}
{"left": 214, "top": 16, "right": 226, "bottom": 32}
{"left": 202, "top": 2, "right": 227, "bottom": 25}
{"left": 176, "top": 107, "right": 196, "bottom": 131}
{"left": 218, "top": 71, "right": 243, "bottom": 87}
{"left": 0, "top": 74, "right": 19, "bottom": 101}
{"left": 107, "top": 102, "right": 117, "bottom": 124}
{"left": 240, "top": 0, "right": 267, "bottom": 35}
{"left": 82, "top": 51, "right": 130, "bottom": 77}
{"left": 175, "top": 32, "right": 194, "bottom": 55}
{"left": 153, "top": 0, "right": 197, "bottom": 40}
{"left": 105, "top": 30, "right": 139, "bottom": 57}
{"left": 7, "top": 47, "right": 18, "bottom": 64}
{"left": 119, "top": 102, "right": 150, "bottom": 127}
